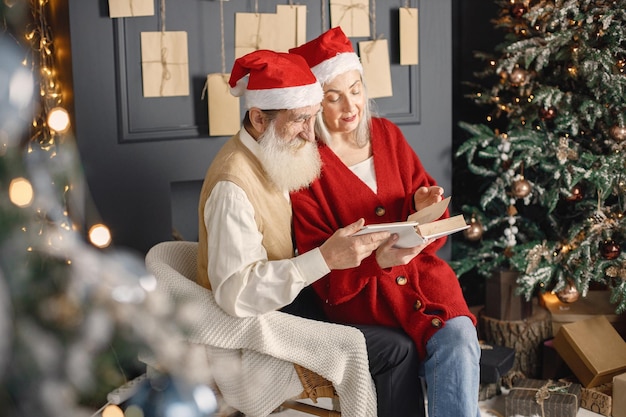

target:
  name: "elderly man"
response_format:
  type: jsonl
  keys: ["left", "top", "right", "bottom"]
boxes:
{"left": 197, "top": 49, "right": 424, "bottom": 416}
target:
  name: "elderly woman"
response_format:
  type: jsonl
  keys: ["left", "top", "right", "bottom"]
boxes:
{"left": 290, "top": 28, "right": 481, "bottom": 417}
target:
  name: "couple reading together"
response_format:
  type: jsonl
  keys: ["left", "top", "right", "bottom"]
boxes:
{"left": 197, "top": 27, "right": 481, "bottom": 417}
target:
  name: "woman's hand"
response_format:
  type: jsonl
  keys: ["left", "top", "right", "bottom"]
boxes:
{"left": 413, "top": 186, "right": 444, "bottom": 212}
{"left": 375, "top": 234, "right": 433, "bottom": 269}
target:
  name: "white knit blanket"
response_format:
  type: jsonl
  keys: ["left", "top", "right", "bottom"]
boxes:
{"left": 145, "top": 241, "right": 377, "bottom": 417}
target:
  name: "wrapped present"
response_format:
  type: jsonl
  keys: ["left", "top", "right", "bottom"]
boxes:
{"left": 485, "top": 269, "right": 532, "bottom": 321}
{"left": 542, "top": 339, "right": 572, "bottom": 380}
{"left": 559, "top": 377, "right": 612, "bottom": 416}
{"left": 581, "top": 382, "right": 612, "bottom": 416}
{"left": 480, "top": 342, "right": 515, "bottom": 384}
{"left": 479, "top": 342, "right": 516, "bottom": 400}
{"left": 614, "top": 372, "right": 626, "bottom": 417}
{"left": 505, "top": 378, "right": 581, "bottom": 417}
{"left": 553, "top": 315, "right": 626, "bottom": 387}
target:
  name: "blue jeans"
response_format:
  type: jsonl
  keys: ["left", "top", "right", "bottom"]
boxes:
{"left": 419, "top": 316, "right": 481, "bottom": 417}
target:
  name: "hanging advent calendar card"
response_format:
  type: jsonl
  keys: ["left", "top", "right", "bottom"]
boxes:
{"left": 235, "top": 12, "right": 280, "bottom": 59}
{"left": 330, "top": 0, "right": 370, "bottom": 38}
{"left": 359, "top": 39, "right": 393, "bottom": 98}
{"left": 207, "top": 73, "right": 240, "bottom": 136}
{"left": 141, "top": 31, "right": 190, "bottom": 97}
{"left": 400, "top": 8, "right": 418, "bottom": 65}
{"left": 276, "top": 4, "right": 307, "bottom": 50}
{"left": 109, "top": 0, "right": 154, "bottom": 18}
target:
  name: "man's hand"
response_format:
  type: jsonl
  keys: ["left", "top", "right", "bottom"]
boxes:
{"left": 375, "top": 235, "right": 433, "bottom": 269}
{"left": 413, "top": 186, "right": 444, "bottom": 212}
{"left": 319, "top": 219, "right": 391, "bottom": 270}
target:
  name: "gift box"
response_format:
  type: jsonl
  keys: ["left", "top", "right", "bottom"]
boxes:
{"left": 505, "top": 378, "right": 581, "bottom": 417}
{"left": 542, "top": 338, "right": 572, "bottom": 380}
{"left": 484, "top": 269, "right": 532, "bottom": 321}
{"left": 580, "top": 382, "right": 612, "bottom": 416}
{"left": 613, "top": 372, "right": 626, "bottom": 417}
{"left": 553, "top": 315, "right": 626, "bottom": 387}
{"left": 480, "top": 342, "right": 516, "bottom": 384}
{"left": 559, "top": 377, "right": 612, "bottom": 416}
{"left": 540, "top": 291, "right": 626, "bottom": 338}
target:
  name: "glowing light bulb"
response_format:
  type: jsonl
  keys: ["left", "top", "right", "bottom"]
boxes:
{"left": 89, "top": 224, "right": 112, "bottom": 248}
{"left": 102, "top": 404, "right": 124, "bottom": 417}
{"left": 47, "top": 107, "right": 70, "bottom": 132}
{"left": 9, "top": 177, "right": 34, "bottom": 207}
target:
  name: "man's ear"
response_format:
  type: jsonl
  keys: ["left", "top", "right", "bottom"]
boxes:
{"left": 248, "top": 108, "right": 267, "bottom": 134}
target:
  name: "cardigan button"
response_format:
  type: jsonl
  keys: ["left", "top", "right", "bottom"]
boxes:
{"left": 431, "top": 317, "right": 443, "bottom": 328}
{"left": 375, "top": 206, "right": 386, "bottom": 216}
{"left": 396, "top": 276, "right": 407, "bottom": 286}
{"left": 413, "top": 300, "right": 422, "bottom": 310}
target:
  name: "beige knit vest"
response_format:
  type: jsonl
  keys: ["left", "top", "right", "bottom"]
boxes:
{"left": 197, "top": 134, "right": 294, "bottom": 290}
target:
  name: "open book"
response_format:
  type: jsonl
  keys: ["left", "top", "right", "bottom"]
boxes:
{"left": 353, "top": 197, "right": 469, "bottom": 248}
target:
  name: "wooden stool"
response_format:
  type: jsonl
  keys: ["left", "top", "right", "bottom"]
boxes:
{"left": 478, "top": 303, "right": 552, "bottom": 378}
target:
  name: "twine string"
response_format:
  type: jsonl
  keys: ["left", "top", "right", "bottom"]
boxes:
{"left": 129, "top": 0, "right": 134, "bottom": 16}
{"left": 158, "top": 0, "right": 170, "bottom": 96}
{"left": 336, "top": 1, "right": 368, "bottom": 33}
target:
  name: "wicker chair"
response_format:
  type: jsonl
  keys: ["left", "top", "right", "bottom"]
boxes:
{"left": 145, "top": 241, "right": 374, "bottom": 417}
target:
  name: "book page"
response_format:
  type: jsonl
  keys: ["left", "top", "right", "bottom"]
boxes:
{"left": 353, "top": 221, "right": 424, "bottom": 248}
{"left": 416, "top": 215, "right": 469, "bottom": 239}
{"left": 408, "top": 196, "right": 451, "bottom": 224}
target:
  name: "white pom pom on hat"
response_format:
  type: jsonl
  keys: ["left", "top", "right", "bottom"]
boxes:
{"left": 228, "top": 49, "right": 323, "bottom": 110}
{"left": 289, "top": 27, "right": 363, "bottom": 85}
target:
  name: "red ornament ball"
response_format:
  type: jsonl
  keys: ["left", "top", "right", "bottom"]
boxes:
{"left": 565, "top": 184, "right": 583, "bottom": 202}
{"left": 539, "top": 106, "right": 557, "bottom": 121}
{"left": 600, "top": 239, "right": 621, "bottom": 260}
{"left": 610, "top": 125, "right": 626, "bottom": 142}
{"left": 556, "top": 282, "right": 580, "bottom": 303}
{"left": 510, "top": 3, "right": 527, "bottom": 18}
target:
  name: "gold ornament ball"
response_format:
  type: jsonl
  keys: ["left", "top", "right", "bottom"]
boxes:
{"left": 511, "top": 178, "right": 532, "bottom": 198}
{"left": 556, "top": 282, "right": 580, "bottom": 303}
{"left": 463, "top": 219, "right": 484, "bottom": 241}
{"left": 509, "top": 68, "right": 528, "bottom": 86}
{"left": 610, "top": 125, "right": 626, "bottom": 142}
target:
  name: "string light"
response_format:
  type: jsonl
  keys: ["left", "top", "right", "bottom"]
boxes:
{"left": 9, "top": 177, "right": 34, "bottom": 207}
{"left": 47, "top": 107, "right": 70, "bottom": 132}
{"left": 88, "top": 224, "right": 112, "bottom": 248}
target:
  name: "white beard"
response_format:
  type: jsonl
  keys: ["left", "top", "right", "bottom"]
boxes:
{"left": 257, "top": 122, "right": 321, "bottom": 192}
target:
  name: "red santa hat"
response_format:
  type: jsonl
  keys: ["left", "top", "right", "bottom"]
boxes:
{"left": 289, "top": 27, "right": 363, "bottom": 85}
{"left": 228, "top": 50, "right": 323, "bottom": 110}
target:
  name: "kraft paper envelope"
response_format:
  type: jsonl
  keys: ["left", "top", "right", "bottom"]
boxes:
{"left": 141, "top": 31, "right": 190, "bottom": 97}
{"left": 207, "top": 73, "right": 240, "bottom": 137}
{"left": 330, "top": 0, "right": 370, "bottom": 38}
{"left": 359, "top": 39, "right": 393, "bottom": 98}
{"left": 400, "top": 8, "right": 419, "bottom": 65}
{"left": 109, "top": 0, "right": 154, "bottom": 18}
{"left": 276, "top": 5, "right": 307, "bottom": 50}
{"left": 235, "top": 12, "right": 280, "bottom": 59}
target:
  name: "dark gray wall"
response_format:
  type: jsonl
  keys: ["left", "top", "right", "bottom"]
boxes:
{"left": 67, "top": 0, "right": 454, "bottom": 255}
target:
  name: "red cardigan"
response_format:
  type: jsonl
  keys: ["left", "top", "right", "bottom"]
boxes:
{"left": 291, "top": 118, "right": 475, "bottom": 359}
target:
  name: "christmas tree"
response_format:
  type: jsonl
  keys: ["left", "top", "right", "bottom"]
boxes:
{"left": 453, "top": 0, "right": 626, "bottom": 312}
{"left": 1, "top": 3, "right": 216, "bottom": 416}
